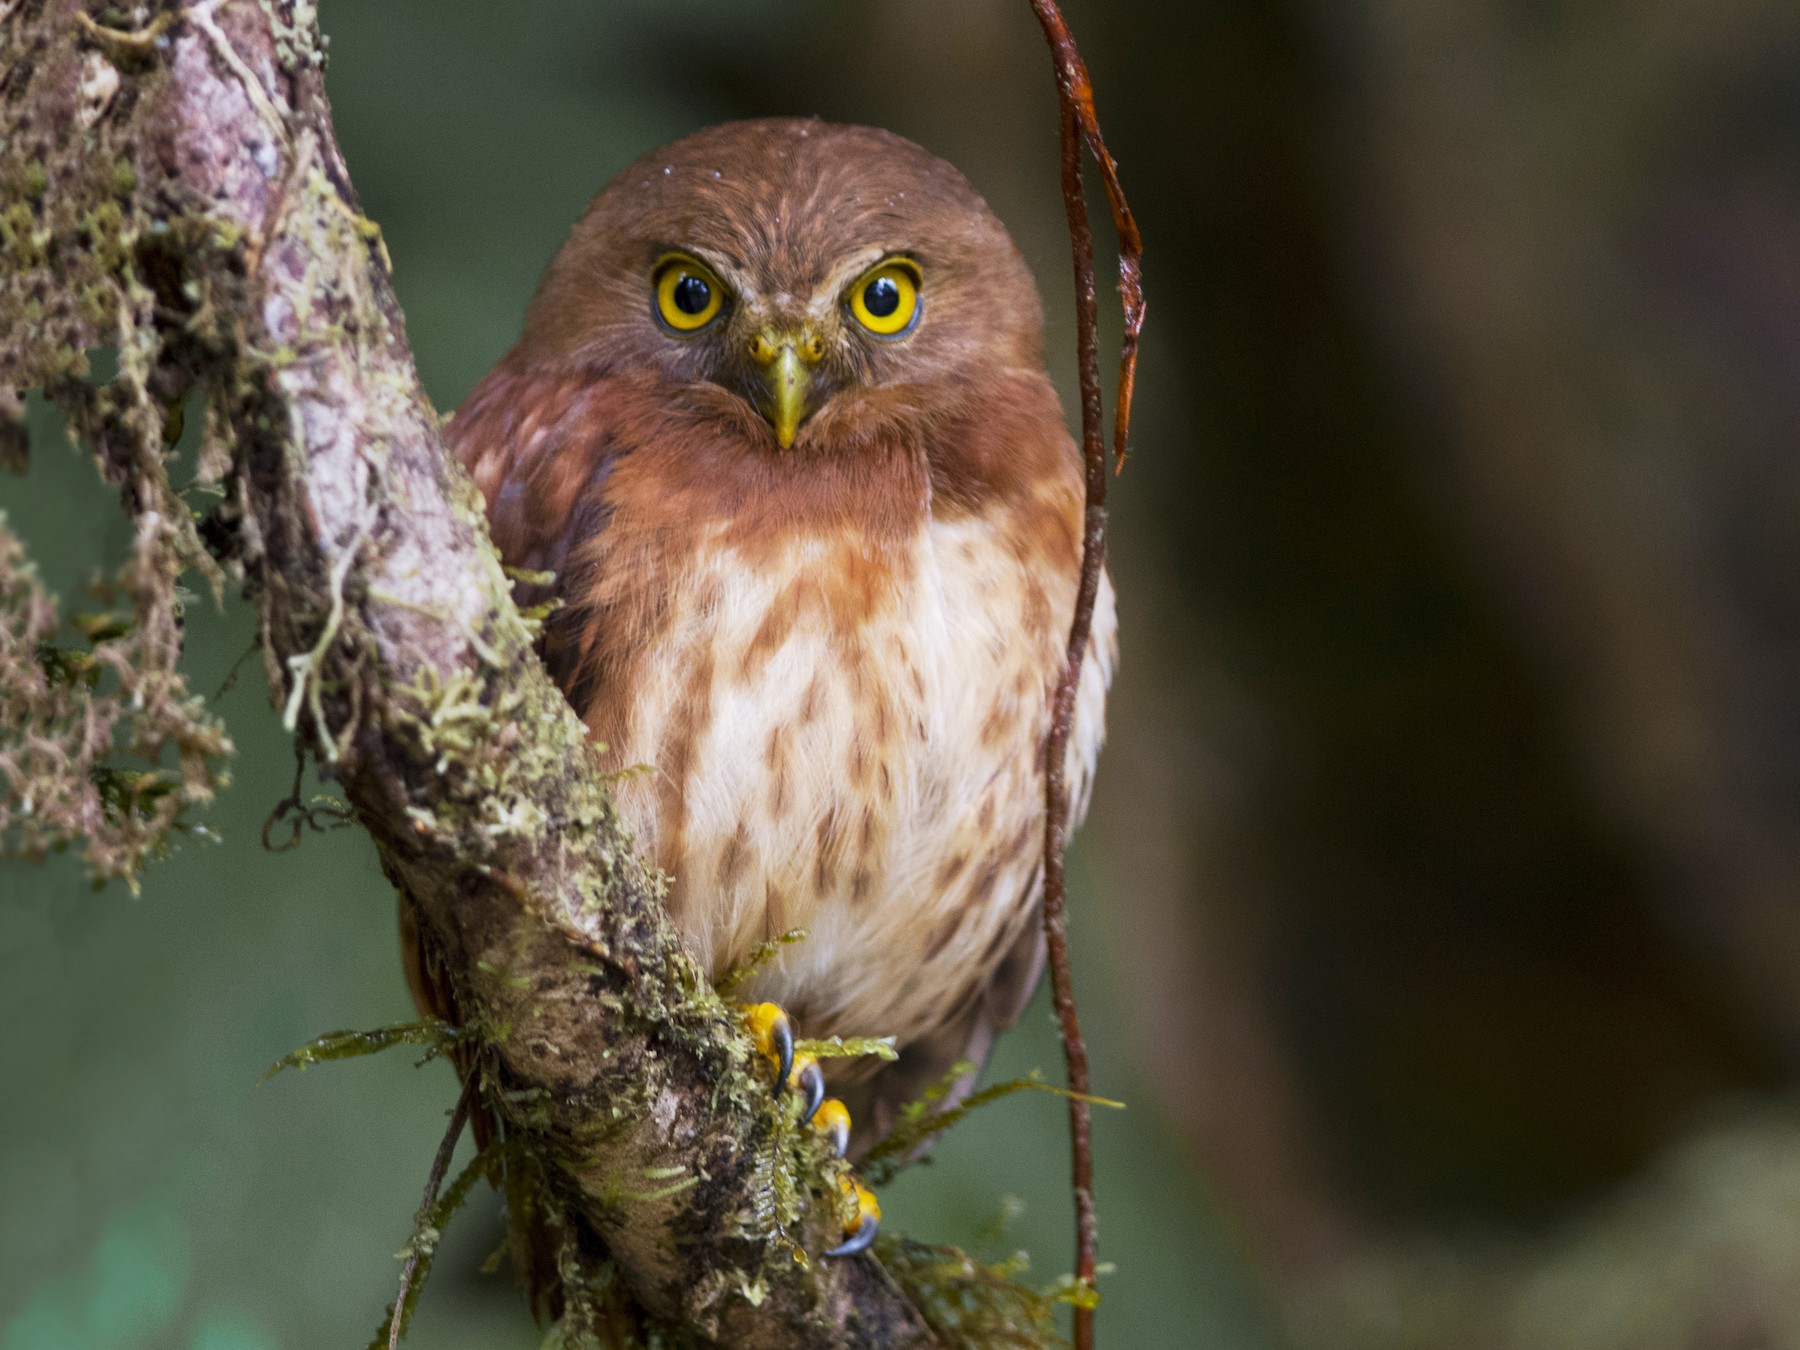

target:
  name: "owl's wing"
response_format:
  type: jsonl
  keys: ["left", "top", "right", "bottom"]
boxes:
{"left": 446, "top": 356, "right": 619, "bottom": 709}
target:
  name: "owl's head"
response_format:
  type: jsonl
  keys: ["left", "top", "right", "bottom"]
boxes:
{"left": 517, "top": 119, "right": 1046, "bottom": 451}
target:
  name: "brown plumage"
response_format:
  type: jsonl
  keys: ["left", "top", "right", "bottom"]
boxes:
{"left": 408, "top": 118, "right": 1114, "bottom": 1160}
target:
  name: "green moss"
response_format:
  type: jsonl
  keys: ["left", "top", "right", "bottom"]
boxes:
{"left": 712, "top": 927, "right": 806, "bottom": 997}
{"left": 881, "top": 1238, "right": 1068, "bottom": 1349}
{"left": 864, "top": 1067, "right": 1124, "bottom": 1184}
{"left": 1, "top": 200, "right": 48, "bottom": 268}
{"left": 545, "top": 1239, "right": 673, "bottom": 1350}
{"left": 79, "top": 200, "right": 134, "bottom": 275}
{"left": 793, "top": 1035, "right": 899, "bottom": 1063}
{"left": 259, "top": 1018, "right": 456, "bottom": 1081}
{"left": 269, "top": 0, "right": 327, "bottom": 74}
{"left": 367, "top": 1140, "right": 509, "bottom": 1350}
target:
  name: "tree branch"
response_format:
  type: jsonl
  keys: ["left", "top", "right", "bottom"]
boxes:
{"left": 2, "top": 3, "right": 934, "bottom": 1344}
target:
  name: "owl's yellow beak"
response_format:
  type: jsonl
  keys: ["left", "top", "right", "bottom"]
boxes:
{"left": 748, "top": 329, "right": 822, "bottom": 449}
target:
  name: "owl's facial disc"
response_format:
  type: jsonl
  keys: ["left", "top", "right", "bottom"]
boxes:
{"left": 650, "top": 247, "right": 927, "bottom": 450}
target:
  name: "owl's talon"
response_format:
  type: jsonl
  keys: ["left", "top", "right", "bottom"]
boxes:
{"left": 742, "top": 1004, "right": 828, "bottom": 1123}
{"left": 814, "top": 1098, "right": 851, "bottom": 1157}
{"left": 825, "top": 1175, "right": 881, "bottom": 1258}
{"left": 791, "top": 1054, "right": 826, "bottom": 1125}
{"left": 742, "top": 1001, "right": 795, "bottom": 1098}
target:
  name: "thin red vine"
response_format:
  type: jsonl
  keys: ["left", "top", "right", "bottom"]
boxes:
{"left": 1026, "top": 3, "right": 1146, "bottom": 1347}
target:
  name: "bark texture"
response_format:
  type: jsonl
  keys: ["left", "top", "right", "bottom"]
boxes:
{"left": 0, "top": 2, "right": 944, "bottom": 1344}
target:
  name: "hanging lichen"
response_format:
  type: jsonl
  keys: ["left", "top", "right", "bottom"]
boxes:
{"left": 0, "top": 505, "right": 233, "bottom": 888}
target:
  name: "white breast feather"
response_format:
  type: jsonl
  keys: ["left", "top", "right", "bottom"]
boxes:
{"left": 609, "top": 513, "right": 1115, "bottom": 1045}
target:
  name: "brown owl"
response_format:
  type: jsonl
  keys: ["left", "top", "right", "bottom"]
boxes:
{"left": 408, "top": 117, "right": 1114, "bottom": 1255}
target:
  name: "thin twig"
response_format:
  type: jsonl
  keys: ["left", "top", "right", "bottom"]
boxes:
{"left": 388, "top": 1071, "right": 476, "bottom": 1350}
{"left": 1028, "top": 2, "right": 1147, "bottom": 472}
{"left": 1025, "top": 3, "right": 1146, "bottom": 1348}
{"left": 210, "top": 631, "right": 262, "bottom": 702}
{"left": 261, "top": 742, "right": 353, "bottom": 852}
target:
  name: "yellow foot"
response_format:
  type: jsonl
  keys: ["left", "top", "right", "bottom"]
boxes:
{"left": 813, "top": 1098, "right": 851, "bottom": 1158}
{"left": 813, "top": 1098, "right": 877, "bottom": 1257}
{"left": 742, "top": 1005, "right": 877, "bottom": 1256}
{"left": 827, "top": 1173, "right": 881, "bottom": 1258}
{"left": 740, "top": 1001, "right": 825, "bottom": 1122}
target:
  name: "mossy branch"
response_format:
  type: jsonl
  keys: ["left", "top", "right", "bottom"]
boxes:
{"left": 1, "top": 3, "right": 943, "bottom": 1344}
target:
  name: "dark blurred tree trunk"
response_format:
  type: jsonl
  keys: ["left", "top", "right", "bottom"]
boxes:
{"left": 1343, "top": 0, "right": 1800, "bottom": 1063}
{"left": 1089, "top": 0, "right": 1800, "bottom": 1301}
{"left": 1089, "top": 0, "right": 1785, "bottom": 1242}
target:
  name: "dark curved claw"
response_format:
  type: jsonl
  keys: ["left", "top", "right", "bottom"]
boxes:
{"left": 768, "top": 1012, "right": 794, "bottom": 1100}
{"left": 825, "top": 1210, "right": 880, "bottom": 1259}
{"left": 743, "top": 1002, "right": 795, "bottom": 1097}
{"left": 825, "top": 1176, "right": 882, "bottom": 1259}
{"left": 793, "top": 1055, "right": 826, "bottom": 1125}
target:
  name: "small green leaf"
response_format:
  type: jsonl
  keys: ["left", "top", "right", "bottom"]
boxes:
{"left": 794, "top": 1035, "right": 898, "bottom": 1062}
{"left": 864, "top": 1070, "right": 1124, "bottom": 1177}
{"left": 260, "top": 1019, "right": 454, "bottom": 1082}
{"left": 714, "top": 928, "right": 808, "bottom": 997}
{"left": 1043, "top": 1272, "right": 1102, "bottom": 1310}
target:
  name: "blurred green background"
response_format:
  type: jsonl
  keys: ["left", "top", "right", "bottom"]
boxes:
{"left": 9, "top": 0, "right": 1800, "bottom": 1346}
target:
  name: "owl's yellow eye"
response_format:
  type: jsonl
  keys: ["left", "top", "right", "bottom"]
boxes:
{"left": 654, "top": 254, "right": 726, "bottom": 332}
{"left": 848, "top": 259, "right": 921, "bottom": 337}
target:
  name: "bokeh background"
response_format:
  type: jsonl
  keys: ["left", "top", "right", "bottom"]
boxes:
{"left": 7, "top": 0, "right": 1800, "bottom": 1346}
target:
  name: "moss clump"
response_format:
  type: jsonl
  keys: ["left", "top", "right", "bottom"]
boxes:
{"left": 0, "top": 513, "right": 233, "bottom": 887}
{"left": 881, "top": 1237, "right": 1069, "bottom": 1349}
{"left": 1, "top": 7, "right": 238, "bottom": 888}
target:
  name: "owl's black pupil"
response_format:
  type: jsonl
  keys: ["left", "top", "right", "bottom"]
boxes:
{"left": 863, "top": 276, "right": 901, "bottom": 318}
{"left": 672, "top": 274, "right": 711, "bottom": 315}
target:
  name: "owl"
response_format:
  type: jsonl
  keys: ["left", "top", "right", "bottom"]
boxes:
{"left": 409, "top": 117, "right": 1114, "bottom": 1256}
